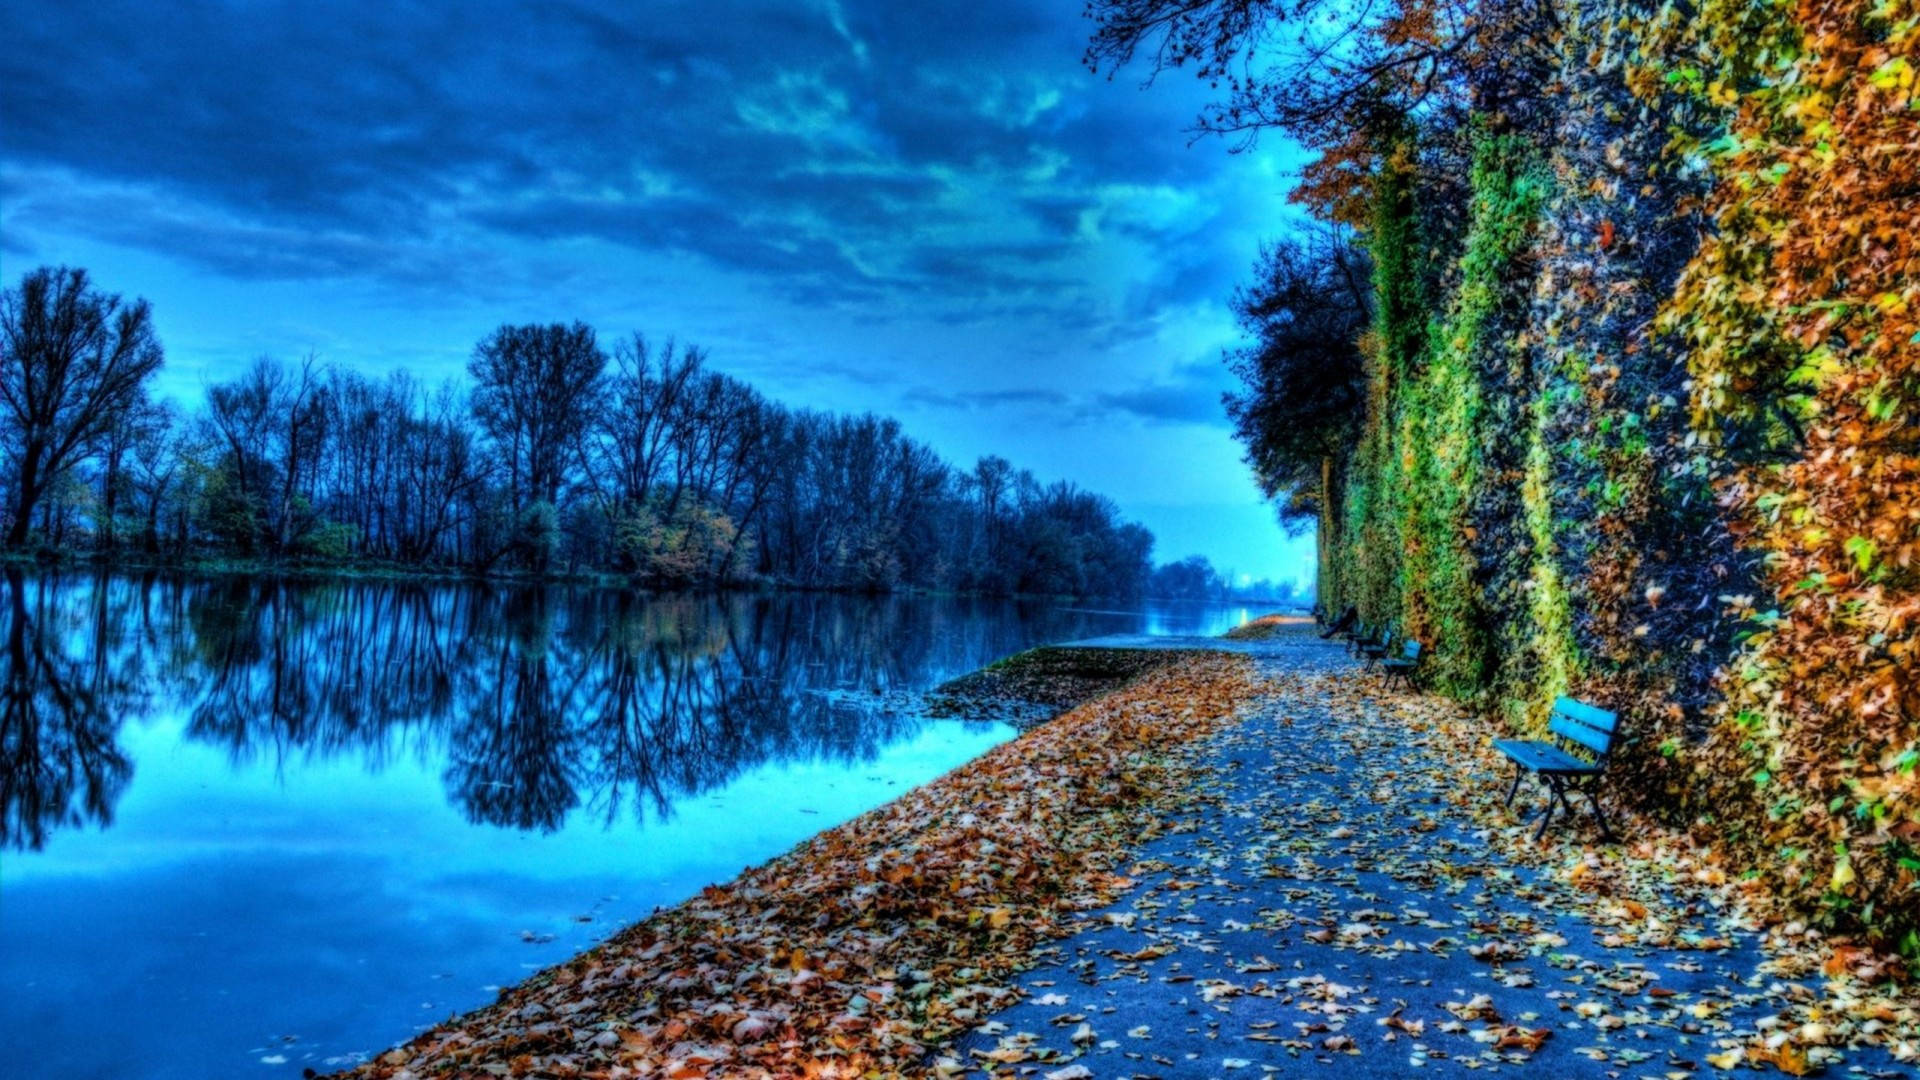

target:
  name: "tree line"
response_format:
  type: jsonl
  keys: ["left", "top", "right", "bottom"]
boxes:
{"left": 0, "top": 265, "right": 1159, "bottom": 597}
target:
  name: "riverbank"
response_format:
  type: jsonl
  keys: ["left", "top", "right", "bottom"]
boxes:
{"left": 0, "top": 548, "right": 1251, "bottom": 608}
{"left": 927, "top": 646, "right": 1188, "bottom": 728}
{"left": 331, "top": 649, "right": 1262, "bottom": 1079}
{"left": 328, "top": 624, "right": 1920, "bottom": 1078}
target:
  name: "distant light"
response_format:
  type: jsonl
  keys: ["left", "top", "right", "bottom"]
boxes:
{"left": 1238, "top": 574, "right": 1252, "bottom": 585}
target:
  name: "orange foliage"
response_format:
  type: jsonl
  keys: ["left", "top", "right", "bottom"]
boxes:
{"left": 1647, "top": 0, "right": 1920, "bottom": 939}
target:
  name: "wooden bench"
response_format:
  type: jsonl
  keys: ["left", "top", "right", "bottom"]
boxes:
{"left": 1495, "top": 697, "right": 1618, "bottom": 842}
{"left": 1380, "top": 640, "right": 1423, "bottom": 689}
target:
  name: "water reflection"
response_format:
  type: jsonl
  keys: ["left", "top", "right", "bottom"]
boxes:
{"left": 1, "top": 573, "right": 1174, "bottom": 850}
{"left": 0, "top": 570, "right": 136, "bottom": 851}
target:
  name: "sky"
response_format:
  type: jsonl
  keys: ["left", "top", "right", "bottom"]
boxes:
{"left": 0, "top": 0, "right": 1318, "bottom": 586}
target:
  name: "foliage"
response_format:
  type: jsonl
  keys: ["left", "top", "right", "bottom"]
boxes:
{"left": 1223, "top": 226, "right": 1371, "bottom": 526}
{"left": 615, "top": 499, "right": 748, "bottom": 588}
{"left": 1404, "top": 130, "right": 1545, "bottom": 695}
{"left": 1187, "top": 0, "right": 1920, "bottom": 950}
{"left": 1631, "top": 0, "right": 1920, "bottom": 946}
{"left": 1148, "top": 554, "right": 1225, "bottom": 600}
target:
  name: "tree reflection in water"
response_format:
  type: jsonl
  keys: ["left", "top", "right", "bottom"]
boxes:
{"left": 0, "top": 574, "right": 1106, "bottom": 847}
{"left": 0, "top": 570, "right": 135, "bottom": 850}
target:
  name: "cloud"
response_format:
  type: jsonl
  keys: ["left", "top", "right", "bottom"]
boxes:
{"left": 1092, "top": 361, "right": 1231, "bottom": 425}
{"left": 903, "top": 385, "right": 1072, "bottom": 411}
{"left": 0, "top": 0, "right": 1236, "bottom": 320}
{"left": 0, "top": 0, "right": 1319, "bottom": 587}
{"left": 896, "top": 363, "right": 1230, "bottom": 427}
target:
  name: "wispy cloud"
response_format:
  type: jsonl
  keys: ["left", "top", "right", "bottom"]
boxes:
{"left": 903, "top": 386, "right": 1072, "bottom": 411}
{"left": 1090, "top": 361, "right": 1232, "bottom": 425}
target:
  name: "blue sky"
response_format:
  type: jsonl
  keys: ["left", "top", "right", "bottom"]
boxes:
{"left": 0, "top": 0, "right": 1317, "bottom": 585}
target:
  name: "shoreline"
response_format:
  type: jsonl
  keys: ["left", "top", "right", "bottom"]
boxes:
{"left": 0, "top": 550, "right": 1303, "bottom": 609}
{"left": 330, "top": 645, "right": 1261, "bottom": 1079}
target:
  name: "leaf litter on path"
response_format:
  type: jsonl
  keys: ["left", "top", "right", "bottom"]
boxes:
{"left": 330, "top": 627, "right": 1920, "bottom": 1079}
{"left": 329, "top": 651, "right": 1262, "bottom": 1080}
{"left": 951, "top": 634, "right": 1920, "bottom": 1078}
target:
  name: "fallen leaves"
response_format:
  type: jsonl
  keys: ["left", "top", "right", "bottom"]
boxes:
{"left": 333, "top": 627, "right": 1920, "bottom": 1079}
{"left": 330, "top": 652, "right": 1259, "bottom": 1079}
{"left": 1222, "top": 613, "right": 1313, "bottom": 641}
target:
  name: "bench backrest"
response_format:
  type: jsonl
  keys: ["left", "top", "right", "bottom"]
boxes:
{"left": 1399, "top": 640, "right": 1423, "bottom": 661}
{"left": 1549, "top": 696, "right": 1618, "bottom": 762}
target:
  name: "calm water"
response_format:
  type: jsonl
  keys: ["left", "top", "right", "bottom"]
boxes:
{"left": 0, "top": 572, "right": 1252, "bottom": 1079}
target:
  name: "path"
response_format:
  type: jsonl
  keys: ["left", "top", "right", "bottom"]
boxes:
{"left": 952, "top": 630, "right": 1917, "bottom": 1079}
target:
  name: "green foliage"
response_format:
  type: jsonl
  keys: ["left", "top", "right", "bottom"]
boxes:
{"left": 1295, "top": 0, "right": 1919, "bottom": 955}
{"left": 296, "top": 519, "right": 358, "bottom": 561}
{"left": 1332, "top": 136, "right": 1425, "bottom": 631}
{"left": 1323, "top": 129, "right": 1551, "bottom": 700}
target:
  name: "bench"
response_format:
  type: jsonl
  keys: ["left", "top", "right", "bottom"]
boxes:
{"left": 1344, "top": 620, "right": 1368, "bottom": 655}
{"left": 1380, "top": 640, "right": 1423, "bottom": 689}
{"left": 1495, "top": 697, "right": 1618, "bottom": 842}
{"left": 1352, "top": 622, "right": 1394, "bottom": 660}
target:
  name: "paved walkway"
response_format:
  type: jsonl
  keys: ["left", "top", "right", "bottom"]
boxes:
{"left": 953, "top": 633, "right": 1917, "bottom": 1079}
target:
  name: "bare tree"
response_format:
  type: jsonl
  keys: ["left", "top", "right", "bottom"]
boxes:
{"left": 125, "top": 399, "right": 180, "bottom": 555}
{"left": 593, "top": 335, "right": 703, "bottom": 524}
{"left": 469, "top": 323, "right": 606, "bottom": 511}
{"left": 0, "top": 268, "right": 165, "bottom": 548}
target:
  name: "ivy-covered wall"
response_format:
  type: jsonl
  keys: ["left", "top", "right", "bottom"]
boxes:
{"left": 1319, "top": 0, "right": 1918, "bottom": 948}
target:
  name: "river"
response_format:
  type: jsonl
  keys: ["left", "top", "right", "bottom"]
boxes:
{"left": 0, "top": 571, "right": 1258, "bottom": 1079}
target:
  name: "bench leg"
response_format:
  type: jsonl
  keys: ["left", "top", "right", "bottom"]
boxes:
{"left": 1504, "top": 763, "right": 1526, "bottom": 808}
{"left": 1532, "top": 786, "right": 1556, "bottom": 841}
{"left": 1534, "top": 776, "right": 1578, "bottom": 842}
{"left": 1585, "top": 788, "right": 1614, "bottom": 843}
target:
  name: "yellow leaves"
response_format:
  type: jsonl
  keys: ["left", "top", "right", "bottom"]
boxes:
{"left": 1493, "top": 1026, "right": 1553, "bottom": 1053}
{"left": 1664, "top": 0, "right": 1920, "bottom": 938}
{"left": 1707, "top": 1047, "right": 1744, "bottom": 1070}
{"left": 1830, "top": 857, "right": 1856, "bottom": 891}
{"left": 1868, "top": 55, "right": 1914, "bottom": 93}
{"left": 1757, "top": 1041, "right": 1817, "bottom": 1076}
